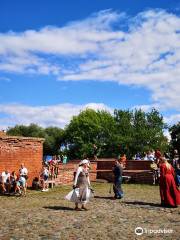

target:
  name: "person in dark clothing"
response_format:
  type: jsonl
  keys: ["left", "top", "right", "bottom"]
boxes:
{"left": 112, "top": 160, "right": 124, "bottom": 199}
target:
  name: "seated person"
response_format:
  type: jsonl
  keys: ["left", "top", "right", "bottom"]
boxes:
{"left": 32, "top": 177, "right": 40, "bottom": 190}
{"left": 10, "top": 171, "right": 18, "bottom": 193}
{"left": 147, "top": 150, "right": 155, "bottom": 161}
{"left": 1, "top": 170, "right": 11, "bottom": 194}
{"left": 135, "top": 152, "right": 141, "bottom": 160}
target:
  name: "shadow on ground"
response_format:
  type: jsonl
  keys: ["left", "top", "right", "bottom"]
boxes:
{"left": 94, "top": 196, "right": 116, "bottom": 200}
{"left": 43, "top": 206, "right": 74, "bottom": 211}
{"left": 123, "top": 201, "right": 162, "bottom": 208}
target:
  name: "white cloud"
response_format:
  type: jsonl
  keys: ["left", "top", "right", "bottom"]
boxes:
{"left": 0, "top": 9, "right": 180, "bottom": 114}
{"left": 131, "top": 104, "right": 160, "bottom": 112}
{"left": 164, "top": 114, "right": 180, "bottom": 125}
{"left": 0, "top": 102, "right": 179, "bottom": 133}
{"left": 163, "top": 129, "right": 171, "bottom": 142}
{"left": 0, "top": 103, "right": 112, "bottom": 130}
{"left": 0, "top": 76, "right": 11, "bottom": 82}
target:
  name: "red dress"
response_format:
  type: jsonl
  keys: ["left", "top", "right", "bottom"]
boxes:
{"left": 159, "top": 163, "right": 180, "bottom": 207}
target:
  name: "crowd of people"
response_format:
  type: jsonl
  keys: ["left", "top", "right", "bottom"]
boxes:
{"left": 0, "top": 163, "right": 28, "bottom": 196}
{"left": 132, "top": 149, "right": 180, "bottom": 187}
{"left": 0, "top": 163, "right": 51, "bottom": 194}
{"left": 115, "top": 149, "right": 180, "bottom": 207}
{"left": 1, "top": 148, "right": 180, "bottom": 209}
{"left": 133, "top": 149, "right": 163, "bottom": 161}
{"left": 65, "top": 149, "right": 180, "bottom": 210}
{"left": 32, "top": 155, "right": 69, "bottom": 192}
{"left": 43, "top": 155, "right": 68, "bottom": 179}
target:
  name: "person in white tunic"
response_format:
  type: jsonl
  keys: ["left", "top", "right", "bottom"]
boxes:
{"left": 65, "top": 159, "right": 92, "bottom": 211}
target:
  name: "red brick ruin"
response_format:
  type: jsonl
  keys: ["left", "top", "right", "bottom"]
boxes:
{"left": 0, "top": 133, "right": 97, "bottom": 186}
{"left": 0, "top": 131, "right": 153, "bottom": 186}
{"left": 0, "top": 134, "right": 44, "bottom": 186}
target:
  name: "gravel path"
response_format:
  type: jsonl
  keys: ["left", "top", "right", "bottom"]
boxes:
{"left": 0, "top": 183, "right": 179, "bottom": 240}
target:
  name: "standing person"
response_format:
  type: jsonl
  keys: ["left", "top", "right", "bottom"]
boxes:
{"left": 172, "top": 149, "right": 180, "bottom": 186}
{"left": 155, "top": 149, "right": 162, "bottom": 164}
{"left": 19, "top": 163, "right": 28, "bottom": 196}
{"left": 159, "top": 157, "right": 180, "bottom": 207}
{"left": 175, "top": 159, "right": 180, "bottom": 187}
{"left": 40, "top": 166, "right": 49, "bottom": 192}
{"left": 53, "top": 156, "right": 59, "bottom": 178}
{"left": 93, "top": 144, "right": 98, "bottom": 161}
{"left": 63, "top": 155, "right": 68, "bottom": 164}
{"left": 120, "top": 153, "right": 127, "bottom": 168}
{"left": 172, "top": 149, "right": 179, "bottom": 167}
{"left": 65, "top": 159, "right": 92, "bottom": 211}
{"left": 112, "top": 160, "right": 124, "bottom": 199}
{"left": 150, "top": 160, "right": 159, "bottom": 185}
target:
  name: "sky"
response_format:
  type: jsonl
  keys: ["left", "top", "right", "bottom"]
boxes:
{"left": 0, "top": 0, "right": 180, "bottom": 130}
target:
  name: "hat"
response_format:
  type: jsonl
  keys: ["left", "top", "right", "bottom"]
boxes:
{"left": 79, "top": 159, "right": 90, "bottom": 166}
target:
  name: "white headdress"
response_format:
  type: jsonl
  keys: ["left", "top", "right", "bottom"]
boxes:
{"left": 79, "top": 159, "right": 90, "bottom": 166}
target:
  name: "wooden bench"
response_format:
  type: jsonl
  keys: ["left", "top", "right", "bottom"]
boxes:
{"left": 122, "top": 175, "right": 132, "bottom": 183}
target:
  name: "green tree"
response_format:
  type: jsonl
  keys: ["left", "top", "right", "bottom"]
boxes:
{"left": 6, "top": 108, "right": 168, "bottom": 159}
{"left": 114, "top": 108, "right": 168, "bottom": 158}
{"left": 64, "top": 109, "right": 116, "bottom": 159}
{"left": 7, "top": 124, "right": 64, "bottom": 156}
{"left": 114, "top": 109, "right": 134, "bottom": 157}
{"left": 7, "top": 123, "right": 45, "bottom": 138}
{"left": 169, "top": 122, "right": 180, "bottom": 154}
{"left": 44, "top": 127, "right": 64, "bottom": 156}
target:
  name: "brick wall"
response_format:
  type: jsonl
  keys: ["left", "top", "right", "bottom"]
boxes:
{"left": 97, "top": 159, "right": 152, "bottom": 170}
{"left": 0, "top": 136, "right": 154, "bottom": 187}
{"left": 96, "top": 158, "right": 153, "bottom": 184}
{"left": 0, "top": 136, "right": 44, "bottom": 186}
{"left": 55, "top": 161, "right": 97, "bottom": 185}
{"left": 126, "top": 160, "right": 152, "bottom": 170}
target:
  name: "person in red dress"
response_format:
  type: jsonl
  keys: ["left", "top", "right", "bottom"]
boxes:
{"left": 159, "top": 157, "right": 180, "bottom": 207}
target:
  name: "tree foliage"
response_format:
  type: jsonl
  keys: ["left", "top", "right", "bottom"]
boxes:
{"left": 65, "top": 108, "right": 167, "bottom": 159}
{"left": 64, "top": 109, "right": 116, "bottom": 159}
{"left": 169, "top": 122, "right": 180, "bottom": 154}
{"left": 114, "top": 108, "right": 167, "bottom": 158}
{"left": 7, "top": 124, "right": 64, "bottom": 156}
{"left": 6, "top": 108, "right": 168, "bottom": 159}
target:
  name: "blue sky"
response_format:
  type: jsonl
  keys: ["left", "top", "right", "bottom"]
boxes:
{"left": 0, "top": 0, "right": 180, "bottom": 130}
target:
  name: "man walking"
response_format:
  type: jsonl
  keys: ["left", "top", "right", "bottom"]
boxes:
{"left": 112, "top": 160, "right": 124, "bottom": 199}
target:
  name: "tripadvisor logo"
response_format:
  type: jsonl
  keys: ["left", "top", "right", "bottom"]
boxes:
{"left": 135, "top": 227, "right": 144, "bottom": 236}
{"left": 135, "top": 227, "right": 173, "bottom": 235}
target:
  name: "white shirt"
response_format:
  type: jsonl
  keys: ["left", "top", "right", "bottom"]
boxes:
{"left": 19, "top": 167, "right": 28, "bottom": 176}
{"left": 1, "top": 172, "right": 10, "bottom": 183}
{"left": 43, "top": 168, "right": 49, "bottom": 176}
{"left": 148, "top": 154, "right": 154, "bottom": 161}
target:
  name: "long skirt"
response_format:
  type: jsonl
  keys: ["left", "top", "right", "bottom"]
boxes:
{"left": 113, "top": 177, "right": 124, "bottom": 199}
{"left": 65, "top": 186, "right": 92, "bottom": 204}
{"left": 160, "top": 174, "right": 180, "bottom": 207}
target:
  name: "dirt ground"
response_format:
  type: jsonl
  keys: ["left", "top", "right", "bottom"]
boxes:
{"left": 0, "top": 183, "right": 179, "bottom": 240}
